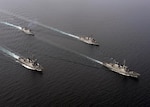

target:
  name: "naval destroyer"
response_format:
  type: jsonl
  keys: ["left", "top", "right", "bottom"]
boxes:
{"left": 20, "top": 27, "right": 34, "bottom": 36}
{"left": 17, "top": 57, "right": 43, "bottom": 71}
{"left": 102, "top": 60, "right": 140, "bottom": 78}
{"left": 78, "top": 36, "right": 99, "bottom": 46}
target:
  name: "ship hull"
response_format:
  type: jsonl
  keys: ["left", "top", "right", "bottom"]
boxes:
{"left": 102, "top": 63, "right": 140, "bottom": 78}
{"left": 78, "top": 37, "right": 99, "bottom": 46}
{"left": 16, "top": 58, "right": 42, "bottom": 71}
{"left": 21, "top": 28, "right": 34, "bottom": 36}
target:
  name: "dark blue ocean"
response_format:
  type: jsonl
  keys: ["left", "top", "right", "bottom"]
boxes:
{"left": 0, "top": 0, "right": 150, "bottom": 106}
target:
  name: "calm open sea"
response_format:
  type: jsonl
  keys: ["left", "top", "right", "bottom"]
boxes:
{"left": 0, "top": 0, "right": 150, "bottom": 106}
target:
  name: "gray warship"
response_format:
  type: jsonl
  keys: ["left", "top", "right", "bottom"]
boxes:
{"left": 78, "top": 36, "right": 99, "bottom": 46}
{"left": 17, "top": 57, "right": 43, "bottom": 71}
{"left": 20, "top": 27, "right": 34, "bottom": 35}
{"left": 102, "top": 60, "right": 140, "bottom": 78}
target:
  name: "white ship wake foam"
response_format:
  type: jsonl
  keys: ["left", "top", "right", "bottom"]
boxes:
{"left": 0, "top": 46, "right": 19, "bottom": 59}
{"left": 0, "top": 10, "right": 103, "bottom": 66}
{"left": 0, "top": 10, "right": 79, "bottom": 39}
{"left": 0, "top": 22, "right": 22, "bottom": 30}
{"left": 78, "top": 53, "right": 103, "bottom": 65}
{"left": 36, "top": 23, "right": 79, "bottom": 39}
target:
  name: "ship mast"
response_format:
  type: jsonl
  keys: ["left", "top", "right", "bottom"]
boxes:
{"left": 123, "top": 60, "right": 127, "bottom": 70}
{"left": 123, "top": 60, "right": 126, "bottom": 66}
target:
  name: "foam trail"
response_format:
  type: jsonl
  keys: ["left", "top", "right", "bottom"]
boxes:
{"left": 78, "top": 53, "right": 103, "bottom": 65}
{"left": 0, "top": 22, "right": 22, "bottom": 30}
{"left": 0, "top": 10, "right": 79, "bottom": 39}
{"left": 0, "top": 46, "right": 19, "bottom": 59}
{"left": 49, "top": 27, "right": 79, "bottom": 39}
{"left": 0, "top": 10, "right": 103, "bottom": 66}
{"left": 34, "top": 22, "right": 79, "bottom": 39}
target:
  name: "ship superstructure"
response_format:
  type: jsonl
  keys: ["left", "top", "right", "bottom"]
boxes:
{"left": 21, "top": 27, "right": 34, "bottom": 35}
{"left": 17, "top": 57, "right": 43, "bottom": 71}
{"left": 78, "top": 36, "right": 99, "bottom": 46}
{"left": 102, "top": 60, "right": 140, "bottom": 78}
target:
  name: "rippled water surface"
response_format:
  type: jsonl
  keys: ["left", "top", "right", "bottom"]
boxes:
{"left": 0, "top": 0, "right": 150, "bottom": 106}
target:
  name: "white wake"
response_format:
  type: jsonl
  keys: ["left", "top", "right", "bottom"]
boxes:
{"left": 0, "top": 46, "right": 19, "bottom": 59}
{"left": 0, "top": 10, "right": 104, "bottom": 67}
{"left": 78, "top": 53, "right": 103, "bottom": 65}
{"left": 0, "top": 10, "right": 79, "bottom": 39}
{"left": 34, "top": 22, "right": 79, "bottom": 39}
{"left": 0, "top": 22, "right": 22, "bottom": 30}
